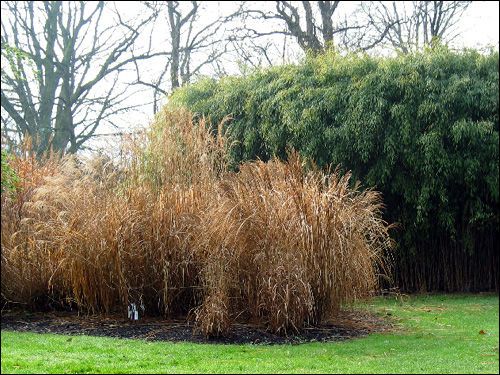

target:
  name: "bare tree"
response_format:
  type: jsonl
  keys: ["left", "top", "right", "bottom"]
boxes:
{"left": 235, "top": 1, "right": 394, "bottom": 54}
{"left": 1, "top": 1, "right": 169, "bottom": 156}
{"left": 364, "top": 1, "right": 472, "bottom": 53}
{"left": 133, "top": 1, "right": 244, "bottom": 114}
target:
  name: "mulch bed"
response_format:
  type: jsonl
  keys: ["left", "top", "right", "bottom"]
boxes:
{"left": 1, "top": 309, "right": 392, "bottom": 345}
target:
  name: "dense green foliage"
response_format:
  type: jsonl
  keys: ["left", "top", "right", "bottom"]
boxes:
{"left": 2, "top": 294, "right": 498, "bottom": 374}
{"left": 170, "top": 46, "right": 499, "bottom": 292}
{"left": 1, "top": 150, "right": 19, "bottom": 194}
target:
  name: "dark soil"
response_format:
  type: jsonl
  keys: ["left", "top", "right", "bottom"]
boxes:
{"left": 1, "top": 309, "right": 392, "bottom": 345}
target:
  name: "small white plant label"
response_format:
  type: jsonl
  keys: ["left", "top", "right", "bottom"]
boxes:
{"left": 128, "top": 303, "right": 139, "bottom": 320}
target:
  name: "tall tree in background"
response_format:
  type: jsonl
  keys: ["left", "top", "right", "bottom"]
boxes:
{"left": 1, "top": 1, "right": 168, "bottom": 156}
{"left": 135, "top": 1, "right": 243, "bottom": 113}
{"left": 363, "top": 1, "right": 472, "bottom": 53}
{"left": 236, "top": 1, "right": 394, "bottom": 54}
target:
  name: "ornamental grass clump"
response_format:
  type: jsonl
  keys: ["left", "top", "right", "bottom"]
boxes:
{"left": 1, "top": 150, "right": 61, "bottom": 308}
{"left": 1, "top": 108, "right": 224, "bottom": 315}
{"left": 194, "top": 152, "right": 392, "bottom": 335}
{"left": 1, "top": 109, "right": 392, "bottom": 337}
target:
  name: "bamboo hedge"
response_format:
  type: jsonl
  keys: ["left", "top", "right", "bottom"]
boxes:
{"left": 169, "top": 46, "right": 499, "bottom": 292}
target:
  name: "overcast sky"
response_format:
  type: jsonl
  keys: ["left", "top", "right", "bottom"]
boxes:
{"left": 456, "top": 1, "right": 499, "bottom": 48}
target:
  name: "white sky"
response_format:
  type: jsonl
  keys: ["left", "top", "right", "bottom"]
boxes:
{"left": 456, "top": 1, "right": 499, "bottom": 48}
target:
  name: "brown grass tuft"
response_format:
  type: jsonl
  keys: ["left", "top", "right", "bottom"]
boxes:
{"left": 194, "top": 152, "right": 392, "bottom": 334}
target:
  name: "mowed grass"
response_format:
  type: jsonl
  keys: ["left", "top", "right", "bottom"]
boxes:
{"left": 1, "top": 294, "right": 498, "bottom": 374}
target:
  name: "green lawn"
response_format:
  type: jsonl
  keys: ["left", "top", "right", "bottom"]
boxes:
{"left": 1, "top": 294, "right": 498, "bottom": 374}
